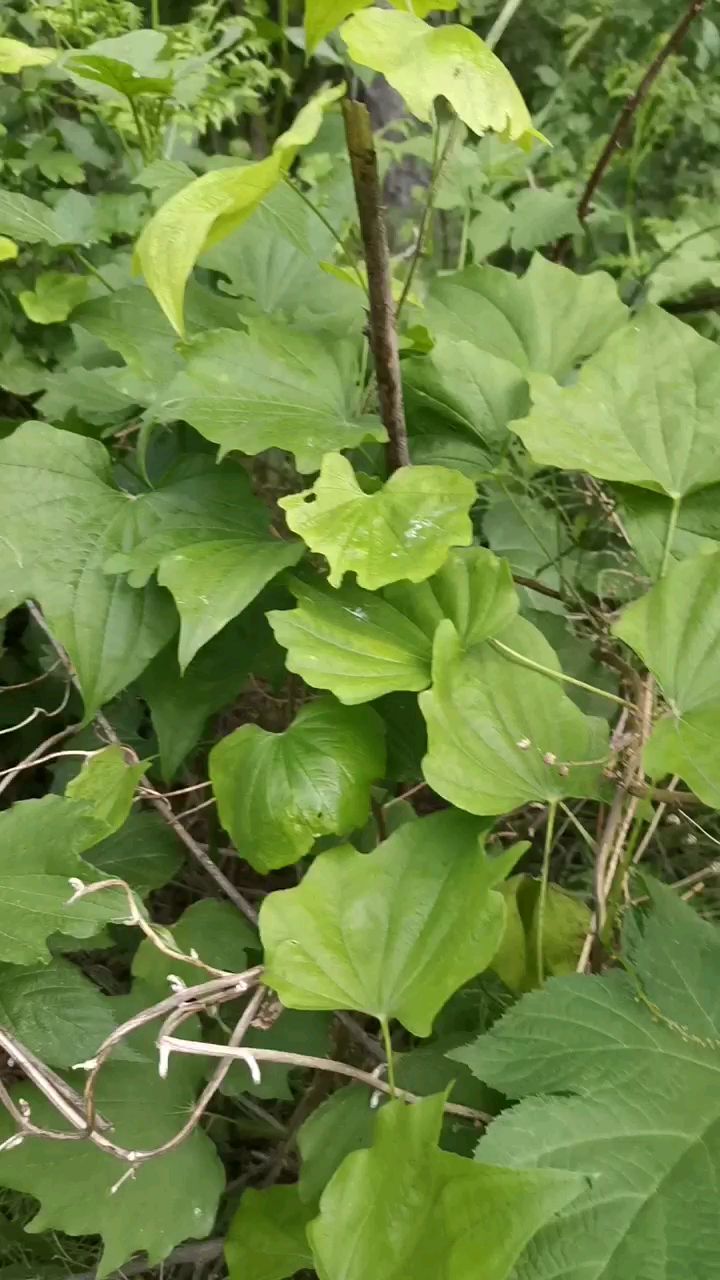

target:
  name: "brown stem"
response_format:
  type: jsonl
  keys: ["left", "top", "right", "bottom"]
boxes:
{"left": 555, "top": 0, "right": 704, "bottom": 262}
{"left": 342, "top": 98, "right": 410, "bottom": 472}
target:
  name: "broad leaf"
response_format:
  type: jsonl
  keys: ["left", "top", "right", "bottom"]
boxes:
{"left": 105, "top": 457, "right": 302, "bottom": 668}
{"left": 305, "top": 0, "right": 456, "bottom": 55}
{"left": 460, "top": 885, "right": 720, "bottom": 1280}
{"left": 280, "top": 453, "right": 475, "bottom": 588}
{"left": 226, "top": 1186, "right": 314, "bottom": 1280}
{"left": 298, "top": 1086, "right": 377, "bottom": 1204}
{"left": 492, "top": 875, "right": 592, "bottom": 993}
{"left": 68, "top": 53, "right": 172, "bottom": 99}
{"left": 0, "top": 795, "right": 129, "bottom": 965}
{"left": 427, "top": 256, "right": 627, "bottom": 381}
{"left": 617, "top": 485, "right": 720, "bottom": 578}
{"left": 19, "top": 271, "right": 89, "bottom": 325}
{"left": 613, "top": 549, "right": 720, "bottom": 804}
{"left": 509, "top": 188, "right": 581, "bottom": 251}
{"left": 66, "top": 746, "right": 146, "bottom": 835}
{"left": 0, "top": 1004, "right": 224, "bottom": 1279}
{"left": 420, "top": 619, "right": 609, "bottom": 814}
{"left": 0, "top": 423, "right": 176, "bottom": 717}
{"left": 86, "top": 810, "right": 182, "bottom": 897}
{"left": 309, "top": 1094, "right": 583, "bottom": 1280}
{"left": 135, "top": 83, "right": 345, "bottom": 335}
{"left": 156, "top": 322, "right": 384, "bottom": 475}
{"left": 268, "top": 548, "right": 517, "bottom": 703}
{"left": 0, "top": 958, "right": 116, "bottom": 1068}
{"left": 0, "top": 189, "right": 96, "bottom": 246}
{"left": 0, "top": 37, "right": 55, "bottom": 73}
{"left": 341, "top": 11, "right": 543, "bottom": 150}
{"left": 133, "top": 900, "right": 257, "bottom": 990}
{"left": 260, "top": 810, "right": 524, "bottom": 1035}
{"left": 210, "top": 696, "right": 385, "bottom": 872}
{"left": 513, "top": 306, "right": 720, "bottom": 498}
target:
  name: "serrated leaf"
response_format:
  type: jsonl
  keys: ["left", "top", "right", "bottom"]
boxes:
{"left": 268, "top": 547, "right": 517, "bottom": 703}
{"left": 280, "top": 453, "right": 475, "bottom": 588}
{"left": 298, "top": 1086, "right": 377, "bottom": 1204}
{"left": 0, "top": 1007, "right": 224, "bottom": 1279}
{"left": 427, "top": 255, "right": 627, "bottom": 380}
{"left": 133, "top": 900, "right": 257, "bottom": 990}
{"left": 0, "top": 795, "right": 129, "bottom": 965}
{"left": 135, "top": 84, "right": 345, "bottom": 335}
{"left": 460, "top": 885, "right": 720, "bottom": 1280}
{"left": 226, "top": 1186, "right": 314, "bottom": 1280}
{"left": 0, "top": 958, "right": 116, "bottom": 1068}
{"left": 260, "top": 810, "right": 524, "bottom": 1035}
{"left": 309, "top": 1093, "right": 583, "bottom": 1280}
{"left": 613, "top": 549, "right": 720, "bottom": 804}
{"left": 420, "top": 619, "right": 609, "bottom": 814}
{"left": 210, "top": 696, "right": 385, "bottom": 872}
{"left": 492, "top": 875, "right": 592, "bottom": 993}
{"left": 105, "top": 457, "right": 301, "bottom": 668}
{"left": 0, "top": 423, "right": 176, "bottom": 717}
{"left": 0, "top": 37, "right": 55, "bottom": 73}
{"left": 86, "top": 810, "right": 182, "bottom": 897}
{"left": 305, "top": 0, "right": 456, "bottom": 55}
{"left": 341, "top": 11, "right": 543, "bottom": 150}
{"left": 509, "top": 188, "right": 581, "bottom": 251}
{"left": 156, "top": 322, "right": 384, "bottom": 475}
{"left": 513, "top": 306, "right": 720, "bottom": 498}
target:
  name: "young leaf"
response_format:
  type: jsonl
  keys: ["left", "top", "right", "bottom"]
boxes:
{"left": 305, "top": 0, "right": 456, "bottom": 56}
{"left": 426, "top": 256, "right": 627, "bottom": 381}
{"left": 0, "top": 1011, "right": 224, "bottom": 1279}
{"left": 156, "top": 322, "right": 385, "bottom": 475}
{"left": 0, "top": 37, "right": 55, "bottom": 73}
{"left": 135, "top": 83, "right": 345, "bottom": 335}
{"left": 0, "top": 958, "right": 116, "bottom": 1068}
{"left": 309, "top": 1094, "right": 583, "bottom": 1280}
{"left": 225, "top": 1186, "right": 314, "bottom": 1280}
{"left": 66, "top": 746, "right": 146, "bottom": 835}
{"left": 0, "top": 423, "right": 176, "bottom": 717}
{"left": 340, "top": 11, "right": 544, "bottom": 151}
{"left": 613, "top": 549, "right": 720, "bottom": 804}
{"left": 19, "top": 271, "right": 89, "bottom": 324}
{"left": 492, "top": 875, "right": 592, "bottom": 992}
{"left": 210, "top": 697, "right": 385, "bottom": 872}
{"left": 105, "top": 458, "right": 302, "bottom": 668}
{"left": 260, "top": 810, "right": 525, "bottom": 1035}
{"left": 459, "top": 885, "right": 720, "bottom": 1280}
{"left": 268, "top": 547, "right": 517, "bottom": 704}
{"left": 0, "top": 234, "right": 18, "bottom": 262}
{"left": 513, "top": 306, "right": 720, "bottom": 498}
{"left": 280, "top": 453, "right": 475, "bottom": 589}
{"left": 420, "top": 619, "right": 609, "bottom": 814}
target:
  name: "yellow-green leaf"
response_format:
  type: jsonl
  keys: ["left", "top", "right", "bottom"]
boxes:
{"left": 0, "top": 37, "right": 55, "bottom": 74}
{"left": 340, "top": 10, "right": 545, "bottom": 151}
{"left": 305, "top": 0, "right": 457, "bottom": 57}
{"left": 0, "top": 235, "right": 17, "bottom": 262}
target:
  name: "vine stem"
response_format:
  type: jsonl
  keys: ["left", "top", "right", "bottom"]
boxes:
{"left": 343, "top": 98, "right": 410, "bottom": 471}
{"left": 555, "top": 0, "right": 705, "bottom": 261}
{"left": 536, "top": 801, "right": 557, "bottom": 987}
{"left": 396, "top": 118, "right": 458, "bottom": 319}
{"left": 485, "top": 0, "right": 526, "bottom": 50}
{"left": 379, "top": 1016, "right": 396, "bottom": 1098}
{"left": 659, "top": 496, "right": 681, "bottom": 579}
{"left": 489, "top": 637, "right": 631, "bottom": 708}
{"left": 150, "top": 0, "right": 160, "bottom": 29}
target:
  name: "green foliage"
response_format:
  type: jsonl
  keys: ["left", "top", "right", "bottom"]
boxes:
{"left": 1, "top": 1, "right": 720, "bottom": 1276}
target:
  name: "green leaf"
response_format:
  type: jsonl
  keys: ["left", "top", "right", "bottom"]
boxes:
{"left": 513, "top": 306, "right": 720, "bottom": 498}
{"left": 105, "top": 457, "right": 302, "bottom": 668}
{"left": 260, "top": 810, "right": 524, "bottom": 1035}
{"left": 223, "top": 1009, "right": 332, "bottom": 1102}
{"left": 133, "top": 900, "right": 257, "bottom": 990}
{"left": 68, "top": 53, "right": 172, "bottom": 99}
{"left": 0, "top": 1008, "right": 224, "bottom": 1279}
{"left": 468, "top": 194, "right": 513, "bottom": 259}
{"left": 210, "top": 696, "right": 385, "bottom": 872}
{"left": 0, "top": 236, "right": 18, "bottom": 262}
{"left": 135, "top": 84, "right": 345, "bottom": 335}
{"left": 427, "top": 256, "right": 627, "bottom": 380}
{"left": 0, "top": 423, "right": 176, "bottom": 717}
{"left": 420, "top": 619, "right": 609, "bottom": 814}
{"left": 86, "top": 810, "right": 182, "bottom": 897}
{"left": 73, "top": 286, "right": 182, "bottom": 382}
{"left": 0, "top": 795, "right": 129, "bottom": 965}
{"left": 340, "top": 11, "right": 543, "bottom": 151}
{"left": 0, "top": 189, "right": 95, "bottom": 247}
{"left": 459, "top": 885, "right": 720, "bottom": 1280}
{"left": 226, "top": 1186, "right": 314, "bottom": 1280}
{"left": 509, "top": 188, "right": 581, "bottom": 252}
{"left": 280, "top": 453, "right": 475, "bottom": 589}
{"left": 305, "top": 0, "right": 456, "bottom": 55}
{"left": 309, "top": 1094, "right": 583, "bottom": 1280}
{"left": 617, "top": 485, "right": 720, "bottom": 578}
{"left": 492, "top": 875, "right": 592, "bottom": 993}
{"left": 0, "top": 958, "right": 116, "bottom": 1068}
{"left": 612, "top": 549, "right": 720, "bottom": 804}
{"left": 298, "top": 1086, "right": 377, "bottom": 1204}
{"left": 66, "top": 746, "right": 146, "bottom": 835}
{"left": 156, "top": 322, "right": 384, "bottom": 475}
{"left": 140, "top": 612, "right": 269, "bottom": 780}
{"left": 268, "top": 547, "right": 517, "bottom": 704}
{"left": 0, "top": 37, "right": 55, "bottom": 73}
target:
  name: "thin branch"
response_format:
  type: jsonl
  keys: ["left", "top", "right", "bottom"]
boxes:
{"left": 343, "top": 98, "right": 410, "bottom": 471}
{"left": 0, "top": 730, "right": 85, "bottom": 799}
{"left": 556, "top": 0, "right": 704, "bottom": 260}
{"left": 485, "top": 0, "right": 526, "bottom": 50}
